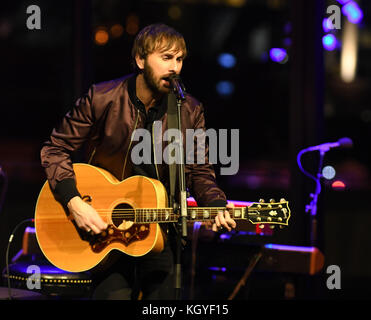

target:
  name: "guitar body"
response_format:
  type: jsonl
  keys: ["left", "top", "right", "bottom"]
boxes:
{"left": 35, "top": 164, "right": 291, "bottom": 273}
{"left": 35, "top": 163, "right": 167, "bottom": 272}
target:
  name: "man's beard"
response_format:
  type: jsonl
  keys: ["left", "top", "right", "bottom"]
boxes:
{"left": 142, "top": 61, "right": 171, "bottom": 96}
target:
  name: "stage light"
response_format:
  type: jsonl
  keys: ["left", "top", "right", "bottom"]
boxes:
{"left": 110, "top": 24, "right": 124, "bottom": 38}
{"left": 342, "top": 1, "right": 363, "bottom": 24}
{"left": 208, "top": 266, "right": 227, "bottom": 272}
{"left": 269, "top": 48, "right": 288, "bottom": 63}
{"left": 283, "top": 22, "right": 292, "bottom": 35}
{"left": 226, "top": 0, "right": 246, "bottom": 8}
{"left": 283, "top": 37, "right": 292, "bottom": 47}
{"left": 168, "top": 5, "right": 182, "bottom": 20}
{"left": 126, "top": 14, "right": 139, "bottom": 35}
{"left": 217, "top": 53, "right": 236, "bottom": 68}
{"left": 341, "top": 20, "right": 358, "bottom": 82}
{"left": 245, "top": 175, "right": 261, "bottom": 189}
{"left": 332, "top": 180, "right": 346, "bottom": 189}
{"left": 323, "top": 18, "right": 334, "bottom": 32}
{"left": 322, "top": 165, "right": 336, "bottom": 180}
{"left": 216, "top": 81, "right": 235, "bottom": 96}
{"left": 94, "top": 28, "right": 109, "bottom": 46}
{"left": 336, "top": 0, "right": 351, "bottom": 4}
{"left": 322, "top": 34, "right": 337, "bottom": 51}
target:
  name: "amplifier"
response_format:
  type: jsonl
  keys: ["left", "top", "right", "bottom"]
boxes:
{"left": 193, "top": 241, "right": 324, "bottom": 276}
{"left": 257, "top": 244, "right": 324, "bottom": 275}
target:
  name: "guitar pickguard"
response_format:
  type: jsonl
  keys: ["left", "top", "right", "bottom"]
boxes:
{"left": 90, "top": 224, "right": 150, "bottom": 253}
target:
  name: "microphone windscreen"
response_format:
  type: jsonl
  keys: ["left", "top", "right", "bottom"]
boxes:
{"left": 168, "top": 74, "right": 186, "bottom": 95}
{"left": 338, "top": 137, "right": 353, "bottom": 148}
{"left": 169, "top": 74, "right": 180, "bottom": 79}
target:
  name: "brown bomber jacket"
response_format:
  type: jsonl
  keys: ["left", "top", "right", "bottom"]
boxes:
{"left": 40, "top": 74, "right": 227, "bottom": 208}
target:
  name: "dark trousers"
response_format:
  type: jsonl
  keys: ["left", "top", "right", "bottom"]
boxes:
{"left": 91, "top": 240, "right": 175, "bottom": 300}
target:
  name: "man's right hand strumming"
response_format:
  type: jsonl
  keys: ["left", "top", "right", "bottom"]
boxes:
{"left": 67, "top": 196, "right": 108, "bottom": 234}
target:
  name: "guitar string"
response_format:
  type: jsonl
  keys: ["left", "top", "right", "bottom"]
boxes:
{"left": 92, "top": 207, "right": 283, "bottom": 212}
{"left": 37, "top": 207, "right": 286, "bottom": 215}
{"left": 37, "top": 212, "right": 287, "bottom": 222}
{"left": 93, "top": 207, "right": 278, "bottom": 217}
{"left": 37, "top": 208, "right": 287, "bottom": 220}
{"left": 36, "top": 217, "right": 287, "bottom": 225}
{"left": 93, "top": 208, "right": 285, "bottom": 218}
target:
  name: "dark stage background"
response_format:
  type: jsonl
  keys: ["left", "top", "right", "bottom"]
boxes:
{"left": 0, "top": 0, "right": 370, "bottom": 300}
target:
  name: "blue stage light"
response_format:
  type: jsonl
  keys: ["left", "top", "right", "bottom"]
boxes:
{"left": 216, "top": 81, "right": 235, "bottom": 96}
{"left": 322, "top": 165, "right": 336, "bottom": 180}
{"left": 323, "top": 18, "right": 333, "bottom": 32}
{"left": 217, "top": 53, "right": 236, "bottom": 68}
{"left": 269, "top": 48, "right": 287, "bottom": 63}
{"left": 322, "top": 34, "right": 337, "bottom": 51}
{"left": 336, "top": 0, "right": 351, "bottom": 5}
{"left": 342, "top": 1, "right": 363, "bottom": 24}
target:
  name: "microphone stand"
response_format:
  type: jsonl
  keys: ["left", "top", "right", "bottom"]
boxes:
{"left": 297, "top": 138, "right": 352, "bottom": 247}
{"left": 175, "top": 95, "right": 188, "bottom": 300}
{"left": 167, "top": 76, "right": 187, "bottom": 300}
{"left": 297, "top": 149, "right": 325, "bottom": 247}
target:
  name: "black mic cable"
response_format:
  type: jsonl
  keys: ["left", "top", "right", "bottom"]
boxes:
{"left": 5, "top": 218, "right": 34, "bottom": 300}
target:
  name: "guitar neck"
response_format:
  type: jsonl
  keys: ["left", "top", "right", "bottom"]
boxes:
{"left": 134, "top": 207, "right": 247, "bottom": 224}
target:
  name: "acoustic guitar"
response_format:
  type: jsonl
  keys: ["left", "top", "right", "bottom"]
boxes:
{"left": 34, "top": 163, "right": 291, "bottom": 272}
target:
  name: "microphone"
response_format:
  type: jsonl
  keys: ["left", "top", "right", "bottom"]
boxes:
{"left": 168, "top": 74, "right": 186, "bottom": 101}
{"left": 304, "top": 137, "right": 353, "bottom": 152}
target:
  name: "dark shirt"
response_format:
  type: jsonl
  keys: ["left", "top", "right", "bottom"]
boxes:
{"left": 127, "top": 74, "right": 167, "bottom": 180}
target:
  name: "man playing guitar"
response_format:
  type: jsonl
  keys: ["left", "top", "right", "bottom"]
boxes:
{"left": 40, "top": 23, "right": 236, "bottom": 299}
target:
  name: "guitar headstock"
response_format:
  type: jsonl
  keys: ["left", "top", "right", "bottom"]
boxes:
{"left": 247, "top": 198, "right": 290, "bottom": 228}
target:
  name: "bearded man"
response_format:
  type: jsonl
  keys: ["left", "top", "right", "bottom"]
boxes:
{"left": 40, "top": 23, "right": 235, "bottom": 300}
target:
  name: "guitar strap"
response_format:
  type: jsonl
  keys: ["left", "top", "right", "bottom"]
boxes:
{"left": 166, "top": 92, "right": 178, "bottom": 209}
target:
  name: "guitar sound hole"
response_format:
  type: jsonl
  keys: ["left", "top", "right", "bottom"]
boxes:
{"left": 112, "top": 203, "right": 135, "bottom": 230}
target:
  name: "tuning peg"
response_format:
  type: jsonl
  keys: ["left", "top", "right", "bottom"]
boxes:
{"left": 259, "top": 199, "right": 265, "bottom": 203}
{"left": 280, "top": 198, "right": 286, "bottom": 203}
{"left": 269, "top": 199, "right": 275, "bottom": 203}
{"left": 259, "top": 224, "right": 265, "bottom": 229}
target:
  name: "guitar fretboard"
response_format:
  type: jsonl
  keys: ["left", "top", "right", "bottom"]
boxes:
{"left": 132, "top": 207, "right": 246, "bottom": 223}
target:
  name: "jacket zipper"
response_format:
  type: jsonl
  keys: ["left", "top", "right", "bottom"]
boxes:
{"left": 121, "top": 108, "right": 140, "bottom": 180}
{"left": 152, "top": 122, "right": 160, "bottom": 180}
{"left": 87, "top": 147, "right": 96, "bottom": 164}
